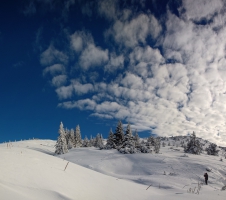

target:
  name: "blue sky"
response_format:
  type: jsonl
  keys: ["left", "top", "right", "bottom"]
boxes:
{"left": 1, "top": 0, "right": 226, "bottom": 146}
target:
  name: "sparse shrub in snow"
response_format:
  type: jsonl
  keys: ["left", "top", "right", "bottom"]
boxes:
{"left": 187, "top": 182, "right": 202, "bottom": 195}
{"left": 168, "top": 142, "right": 170, "bottom": 146}
{"left": 222, "top": 185, "right": 226, "bottom": 190}
{"left": 55, "top": 122, "right": 68, "bottom": 154}
{"left": 184, "top": 132, "right": 202, "bottom": 155}
{"left": 206, "top": 143, "right": 219, "bottom": 156}
{"left": 136, "top": 143, "right": 151, "bottom": 153}
{"left": 162, "top": 142, "right": 166, "bottom": 147}
{"left": 136, "top": 136, "right": 161, "bottom": 154}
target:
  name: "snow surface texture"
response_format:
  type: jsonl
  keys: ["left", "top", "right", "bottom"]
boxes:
{"left": 0, "top": 139, "right": 226, "bottom": 200}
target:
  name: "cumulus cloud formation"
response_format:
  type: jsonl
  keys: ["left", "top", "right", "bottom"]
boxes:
{"left": 79, "top": 44, "right": 109, "bottom": 70}
{"left": 42, "top": 64, "right": 65, "bottom": 76}
{"left": 105, "top": 13, "right": 162, "bottom": 48}
{"left": 182, "top": 0, "right": 223, "bottom": 22}
{"left": 51, "top": 75, "right": 67, "bottom": 87}
{"left": 39, "top": 0, "right": 226, "bottom": 146}
{"left": 70, "top": 31, "right": 94, "bottom": 53}
{"left": 40, "top": 44, "right": 68, "bottom": 66}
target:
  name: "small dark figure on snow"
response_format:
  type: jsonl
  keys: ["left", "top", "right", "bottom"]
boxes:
{"left": 204, "top": 172, "right": 208, "bottom": 185}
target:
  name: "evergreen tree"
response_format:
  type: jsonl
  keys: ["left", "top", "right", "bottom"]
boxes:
{"left": 67, "top": 129, "right": 74, "bottom": 149}
{"left": 70, "top": 129, "right": 76, "bottom": 147}
{"left": 94, "top": 133, "right": 103, "bottom": 148}
{"left": 162, "top": 142, "right": 166, "bottom": 147}
{"left": 154, "top": 137, "right": 161, "bottom": 153}
{"left": 65, "top": 128, "right": 69, "bottom": 144}
{"left": 184, "top": 132, "right": 202, "bottom": 155}
{"left": 105, "top": 129, "right": 116, "bottom": 149}
{"left": 89, "top": 135, "right": 94, "bottom": 147}
{"left": 74, "top": 125, "right": 82, "bottom": 147}
{"left": 134, "top": 130, "right": 140, "bottom": 147}
{"left": 55, "top": 122, "right": 68, "bottom": 154}
{"left": 113, "top": 121, "right": 124, "bottom": 147}
{"left": 206, "top": 143, "right": 219, "bottom": 156}
{"left": 82, "top": 136, "right": 90, "bottom": 147}
{"left": 145, "top": 135, "right": 161, "bottom": 153}
{"left": 147, "top": 136, "right": 155, "bottom": 147}
{"left": 119, "top": 123, "right": 136, "bottom": 154}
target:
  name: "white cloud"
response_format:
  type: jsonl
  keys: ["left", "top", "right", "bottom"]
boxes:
{"left": 55, "top": 81, "right": 94, "bottom": 99}
{"left": 41, "top": 0, "right": 226, "bottom": 146}
{"left": 51, "top": 75, "right": 67, "bottom": 87}
{"left": 98, "top": 0, "right": 118, "bottom": 20}
{"left": 59, "top": 99, "right": 96, "bottom": 110}
{"left": 40, "top": 44, "right": 68, "bottom": 66}
{"left": 23, "top": 1, "right": 36, "bottom": 16}
{"left": 70, "top": 31, "right": 93, "bottom": 53}
{"left": 120, "top": 73, "right": 143, "bottom": 90}
{"left": 79, "top": 44, "right": 109, "bottom": 70}
{"left": 43, "top": 64, "right": 65, "bottom": 76}
{"left": 55, "top": 85, "right": 74, "bottom": 100}
{"left": 72, "top": 81, "right": 94, "bottom": 95}
{"left": 130, "top": 46, "right": 164, "bottom": 65}
{"left": 105, "top": 13, "right": 162, "bottom": 48}
{"left": 104, "top": 53, "right": 124, "bottom": 72}
{"left": 182, "top": 0, "right": 223, "bottom": 22}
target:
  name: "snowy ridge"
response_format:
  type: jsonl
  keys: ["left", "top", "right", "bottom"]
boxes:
{"left": 0, "top": 139, "right": 226, "bottom": 200}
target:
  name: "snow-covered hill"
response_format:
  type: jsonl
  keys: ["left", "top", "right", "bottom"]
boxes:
{"left": 0, "top": 139, "right": 226, "bottom": 200}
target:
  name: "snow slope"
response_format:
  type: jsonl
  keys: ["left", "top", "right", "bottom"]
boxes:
{"left": 0, "top": 139, "right": 226, "bottom": 200}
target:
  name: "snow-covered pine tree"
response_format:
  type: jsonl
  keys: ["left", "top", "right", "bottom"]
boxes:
{"left": 147, "top": 136, "right": 155, "bottom": 146}
{"left": 162, "top": 142, "right": 166, "bottom": 147}
{"left": 94, "top": 133, "right": 103, "bottom": 149}
{"left": 184, "top": 132, "right": 202, "bottom": 155}
{"left": 119, "top": 123, "right": 136, "bottom": 154}
{"left": 105, "top": 129, "right": 116, "bottom": 149}
{"left": 134, "top": 129, "right": 140, "bottom": 147}
{"left": 180, "top": 140, "right": 184, "bottom": 147}
{"left": 206, "top": 143, "right": 219, "bottom": 156}
{"left": 65, "top": 128, "right": 69, "bottom": 144}
{"left": 55, "top": 122, "right": 68, "bottom": 154}
{"left": 82, "top": 136, "right": 89, "bottom": 147}
{"left": 70, "top": 129, "right": 76, "bottom": 148}
{"left": 67, "top": 129, "right": 74, "bottom": 149}
{"left": 113, "top": 121, "right": 124, "bottom": 147}
{"left": 89, "top": 135, "right": 94, "bottom": 147}
{"left": 154, "top": 137, "right": 161, "bottom": 153}
{"left": 74, "top": 125, "right": 82, "bottom": 147}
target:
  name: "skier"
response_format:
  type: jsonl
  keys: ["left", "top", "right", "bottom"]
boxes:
{"left": 204, "top": 172, "right": 208, "bottom": 185}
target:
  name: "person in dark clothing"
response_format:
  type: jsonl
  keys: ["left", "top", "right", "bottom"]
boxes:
{"left": 204, "top": 173, "right": 208, "bottom": 185}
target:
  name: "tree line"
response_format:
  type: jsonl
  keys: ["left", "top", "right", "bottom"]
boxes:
{"left": 55, "top": 122, "right": 221, "bottom": 157}
{"left": 55, "top": 121, "right": 161, "bottom": 155}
